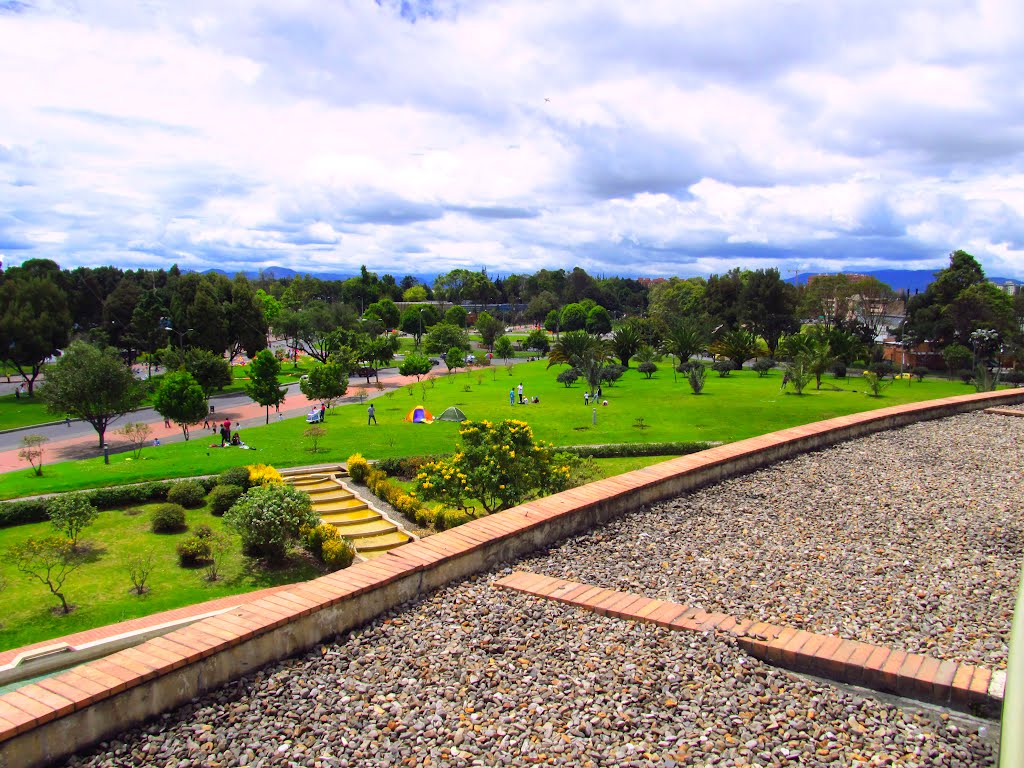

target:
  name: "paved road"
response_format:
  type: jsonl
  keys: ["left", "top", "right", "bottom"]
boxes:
{"left": 0, "top": 367, "right": 439, "bottom": 473}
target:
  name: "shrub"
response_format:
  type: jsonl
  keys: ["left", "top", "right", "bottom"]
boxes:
{"left": 151, "top": 503, "right": 187, "bottom": 534}
{"left": 436, "top": 507, "right": 472, "bottom": 530}
{"left": 166, "top": 480, "right": 206, "bottom": 509}
{"left": 752, "top": 359, "right": 774, "bottom": 377}
{"left": 375, "top": 455, "right": 439, "bottom": 480}
{"left": 1003, "top": 369, "right": 1024, "bottom": 385}
{"left": 321, "top": 537, "right": 355, "bottom": 570}
{"left": 957, "top": 369, "right": 974, "bottom": 384}
{"left": 869, "top": 361, "right": 894, "bottom": 378}
{"left": 414, "top": 505, "right": 438, "bottom": 528}
{"left": 300, "top": 523, "right": 340, "bottom": 560}
{"left": 366, "top": 468, "right": 387, "bottom": 496}
{"left": 560, "top": 441, "right": 714, "bottom": 459}
{"left": 393, "top": 493, "right": 421, "bottom": 517}
{"left": 556, "top": 368, "right": 580, "bottom": 387}
{"left": 208, "top": 484, "right": 243, "bottom": 516}
{"left": 911, "top": 365, "right": 930, "bottom": 381}
{"left": 687, "top": 363, "right": 707, "bottom": 394}
{"left": 712, "top": 360, "right": 736, "bottom": 377}
{"left": 218, "top": 466, "right": 252, "bottom": 490}
{"left": 0, "top": 498, "right": 50, "bottom": 528}
{"left": 637, "top": 361, "right": 657, "bottom": 379}
{"left": 600, "top": 364, "right": 626, "bottom": 385}
{"left": 193, "top": 524, "right": 214, "bottom": 539}
{"left": 223, "top": 484, "right": 317, "bottom": 564}
{"left": 176, "top": 535, "right": 212, "bottom": 567}
{"left": 248, "top": 464, "right": 283, "bottom": 487}
{"left": 47, "top": 493, "right": 99, "bottom": 548}
{"left": 347, "top": 454, "right": 370, "bottom": 484}
{"left": 830, "top": 362, "right": 847, "bottom": 378}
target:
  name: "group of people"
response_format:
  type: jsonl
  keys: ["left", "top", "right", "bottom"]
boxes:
{"left": 510, "top": 382, "right": 540, "bottom": 405}
{"left": 583, "top": 387, "right": 607, "bottom": 406}
{"left": 306, "top": 404, "right": 327, "bottom": 423}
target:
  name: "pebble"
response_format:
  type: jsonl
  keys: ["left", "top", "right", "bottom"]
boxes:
{"left": 61, "top": 412, "right": 1015, "bottom": 767}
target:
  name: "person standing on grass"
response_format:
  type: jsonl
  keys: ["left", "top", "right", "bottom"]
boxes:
{"left": 509, "top": 388, "right": 514, "bottom": 405}
{"left": 517, "top": 382, "right": 524, "bottom": 401}
{"left": 368, "top": 403, "right": 377, "bottom": 425}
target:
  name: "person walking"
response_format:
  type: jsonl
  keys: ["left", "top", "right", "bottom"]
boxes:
{"left": 368, "top": 403, "right": 377, "bottom": 425}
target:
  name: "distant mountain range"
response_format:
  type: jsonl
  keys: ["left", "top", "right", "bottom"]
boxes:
{"left": 203, "top": 266, "right": 1022, "bottom": 295}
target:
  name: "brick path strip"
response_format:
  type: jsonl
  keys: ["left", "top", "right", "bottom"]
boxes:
{"left": 494, "top": 571, "right": 1004, "bottom": 716}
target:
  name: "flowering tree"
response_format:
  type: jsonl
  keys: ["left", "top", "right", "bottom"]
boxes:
{"left": 415, "top": 419, "right": 571, "bottom": 515}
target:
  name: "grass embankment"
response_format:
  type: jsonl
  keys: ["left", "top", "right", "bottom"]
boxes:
{"left": 0, "top": 502, "right": 319, "bottom": 651}
{"left": 1, "top": 361, "right": 973, "bottom": 501}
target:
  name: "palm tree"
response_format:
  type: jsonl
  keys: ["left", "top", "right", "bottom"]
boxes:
{"left": 661, "top": 318, "right": 709, "bottom": 376}
{"left": 548, "top": 330, "right": 611, "bottom": 395}
{"left": 610, "top": 324, "right": 642, "bottom": 367}
{"left": 708, "top": 329, "right": 765, "bottom": 371}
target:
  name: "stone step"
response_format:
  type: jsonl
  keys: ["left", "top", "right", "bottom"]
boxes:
{"left": 288, "top": 479, "right": 342, "bottom": 492}
{"left": 332, "top": 519, "right": 398, "bottom": 538}
{"left": 356, "top": 532, "right": 412, "bottom": 552}
{"left": 305, "top": 488, "right": 355, "bottom": 502}
{"left": 320, "top": 509, "right": 380, "bottom": 525}
{"left": 314, "top": 499, "right": 369, "bottom": 514}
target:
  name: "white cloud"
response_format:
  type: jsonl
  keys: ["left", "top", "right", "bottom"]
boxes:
{"left": 1, "top": 0, "right": 1023, "bottom": 279}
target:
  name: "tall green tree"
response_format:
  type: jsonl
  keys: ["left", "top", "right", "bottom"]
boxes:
{"left": 475, "top": 311, "right": 505, "bottom": 351}
{"left": 547, "top": 330, "right": 610, "bottom": 395}
{"left": 703, "top": 269, "right": 745, "bottom": 329}
{"left": 244, "top": 349, "right": 286, "bottom": 424}
{"left": 299, "top": 360, "right": 349, "bottom": 409}
{"left": 227, "top": 276, "right": 270, "bottom": 362}
{"left": 160, "top": 347, "right": 232, "bottom": 395}
{"left": 0, "top": 273, "right": 72, "bottom": 395}
{"left": 610, "top": 323, "right": 642, "bottom": 368}
{"left": 648, "top": 277, "right": 705, "bottom": 327}
{"left": 38, "top": 341, "right": 147, "bottom": 448}
{"left": 153, "top": 370, "right": 208, "bottom": 440}
{"left": 398, "top": 352, "right": 433, "bottom": 381}
{"left": 424, "top": 323, "right": 471, "bottom": 356}
{"left": 739, "top": 269, "right": 799, "bottom": 356}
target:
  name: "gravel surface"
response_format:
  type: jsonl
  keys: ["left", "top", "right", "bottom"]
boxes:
{"left": 524, "top": 411, "right": 1023, "bottom": 669}
{"left": 62, "top": 411, "right": 1016, "bottom": 766}
{"left": 66, "top": 577, "right": 994, "bottom": 767}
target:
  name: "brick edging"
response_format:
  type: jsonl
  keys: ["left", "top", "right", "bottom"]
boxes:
{"left": 0, "top": 388, "right": 1020, "bottom": 767}
{"left": 493, "top": 572, "right": 1003, "bottom": 716}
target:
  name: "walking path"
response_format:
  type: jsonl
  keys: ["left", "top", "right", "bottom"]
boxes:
{"left": 0, "top": 367, "right": 440, "bottom": 475}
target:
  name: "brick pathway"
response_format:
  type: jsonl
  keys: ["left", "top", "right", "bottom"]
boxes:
{"left": 494, "top": 571, "right": 1004, "bottom": 716}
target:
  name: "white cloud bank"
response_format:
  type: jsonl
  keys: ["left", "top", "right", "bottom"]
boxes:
{"left": 2, "top": 0, "right": 1024, "bottom": 279}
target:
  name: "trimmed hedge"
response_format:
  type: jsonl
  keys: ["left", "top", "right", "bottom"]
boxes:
{"left": 0, "top": 477, "right": 218, "bottom": 529}
{"left": 556, "top": 442, "right": 717, "bottom": 459}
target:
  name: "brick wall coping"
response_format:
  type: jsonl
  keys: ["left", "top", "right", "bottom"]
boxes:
{"left": 1, "top": 387, "right": 1021, "bottom": 767}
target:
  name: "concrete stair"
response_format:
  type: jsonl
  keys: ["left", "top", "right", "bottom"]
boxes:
{"left": 282, "top": 466, "right": 414, "bottom": 558}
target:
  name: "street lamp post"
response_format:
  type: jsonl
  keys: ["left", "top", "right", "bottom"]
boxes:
{"left": 164, "top": 326, "right": 194, "bottom": 349}
{"left": 418, "top": 308, "right": 424, "bottom": 348}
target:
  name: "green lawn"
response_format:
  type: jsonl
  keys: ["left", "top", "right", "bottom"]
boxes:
{"left": 1, "top": 362, "right": 975, "bottom": 501}
{"left": 0, "top": 502, "right": 320, "bottom": 651}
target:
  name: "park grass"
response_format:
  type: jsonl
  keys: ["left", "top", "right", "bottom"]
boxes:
{"left": 0, "top": 501, "right": 320, "bottom": 651}
{"left": 0, "top": 361, "right": 976, "bottom": 501}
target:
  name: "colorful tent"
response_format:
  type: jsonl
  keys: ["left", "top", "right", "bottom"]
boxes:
{"left": 404, "top": 405, "right": 434, "bottom": 423}
{"left": 437, "top": 406, "right": 467, "bottom": 422}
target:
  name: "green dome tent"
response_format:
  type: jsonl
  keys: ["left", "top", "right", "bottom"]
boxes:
{"left": 436, "top": 406, "right": 467, "bottom": 422}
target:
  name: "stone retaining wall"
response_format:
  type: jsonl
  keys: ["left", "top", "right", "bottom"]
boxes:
{"left": 1, "top": 389, "right": 1021, "bottom": 768}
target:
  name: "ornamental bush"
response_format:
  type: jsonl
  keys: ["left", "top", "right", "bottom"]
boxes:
{"left": 321, "top": 537, "right": 355, "bottom": 570}
{"left": 247, "top": 464, "right": 283, "bottom": 487}
{"left": 176, "top": 535, "right": 212, "bottom": 567}
{"left": 712, "top": 360, "right": 736, "bottom": 377}
{"left": 166, "top": 480, "right": 206, "bottom": 509}
{"left": 752, "top": 358, "right": 774, "bottom": 377}
{"left": 151, "top": 504, "right": 187, "bottom": 534}
{"left": 223, "top": 483, "right": 317, "bottom": 564}
{"left": 347, "top": 454, "right": 370, "bottom": 484}
{"left": 415, "top": 419, "right": 571, "bottom": 515}
{"left": 300, "top": 522, "right": 340, "bottom": 560}
{"left": 208, "top": 484, "right": 243, "bottom": 516}
{"left": 218, "top": 466, "right": 252, "bottom": 490}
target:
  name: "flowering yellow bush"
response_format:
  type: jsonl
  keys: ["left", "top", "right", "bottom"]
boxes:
{"left": 347, "top": 454, "right": 369, "bottom": 483}
{"left": 247, "top": 463, "right": 283, "bottom": 486}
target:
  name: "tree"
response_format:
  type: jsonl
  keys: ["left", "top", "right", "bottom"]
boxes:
{"left": 424, "top": 323, "right": 471, "bottom": 356}
{"left": 649, "top": 277, "right": 705, "bottom": 326}
{"left": 524, "top": 329, "right": 550, "bottom": 354}
{"left": 799, "top": 274, "right": 857, "bottom": 330}
{"left": 610, "top": 323, "right": 642, "bottom": 368}
{"left": 399, "top": 352, "right": 433, "bottom": 381}
{"left": 48, "top": 493, "right": 99, "bottom": 549}
{"left": 661, "top": 317, "right": 709, "bottom": 371}
{"left": 161, "top": 347, "right": 232, "bottom": 395}
{"left": 444, "top": 305, "right": 468, "bottom": 328}
{"left": 399, "top": 304, "right": 440, "bottom": 347}
{"left": 299, "top": 360, "right": 349, "bottom": 408}
{"left": 942, "top": 343, "right": 972, "bottom": 376}
{"left": 18, "top": 435, "right": 49, "bottom": 476}
{"left": 703, "top": 269, "right": 745, "bottom": 329}
{"left": 304, "top": 425, "right": 327, "bottom": 453}
{"left": 585, "top": 305, "right": 612, "bottom": 336}
{"left": 445, "top": 346, "right": 464, "bottom": 372}
{"left": 848, "top": 276, "right": 899, "bottom": 342}
{"left": 364, "top": 298, "right": 400, "bottom": 330}
{"left": 543, "top": 309, "right": 560, "bottom": 334}
{"left": 494, "top": 336, "right": 515, "bottom": 361}
{"left": 244, "top": 349, "right": 286, "bottom": 424}
{"left": 125, "top": 549, "right": 156, "bottom": 595}
{"left": 117, "top": 422, "right": 152, "bottom": 459}
{"left": 547, "top": 330, "right": 611, "bottom": 395}
{"left": 415, "top": 420, "right": 571, "bottom": 514}
{"left": 559, "top": 303, "right": 588, "bottom": 332}
{"left": 38, "top": 341, "right": 147, "bottom": 448}
{"left": 556, "top": 368, "right": 579, "bottom": 387}
{"left": 402, "top": 285, "right": 428, "bottom": 302}
{"left": 739, "top": 269, "right": 799, "bottom": 356}
{"left": 904, "top": 250, "right": 991, "bottom": 347}
{"left": 224, "top": 483, "right": 318, "bottom": 564}
{"left": 153, "top": 371, "right": 208, "bottom": 440}
{"left": 10, "top": 536, "right": 83, "bottom": 614}
{"left": 708, "top": 329, "right": 764, "bottom": 371}
{"left": 226, "top": 276, "right": 270, "bottom": 362}
{"left": 0, "top": 273, "right": 72, "bottom": 395}
{"left": 475, "top": 311, "right": 505, "bottom": 351}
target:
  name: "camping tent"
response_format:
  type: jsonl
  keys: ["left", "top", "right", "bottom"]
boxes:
{"left": 404, "top": 405, "right": 434, "bottom": 423}
{"left": 436, "top": 406, "right": 467, "bottom": 422}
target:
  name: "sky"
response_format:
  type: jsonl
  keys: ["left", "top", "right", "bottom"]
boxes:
{"left": 2, "top": 0, "right": 1024, "bottom": 281}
